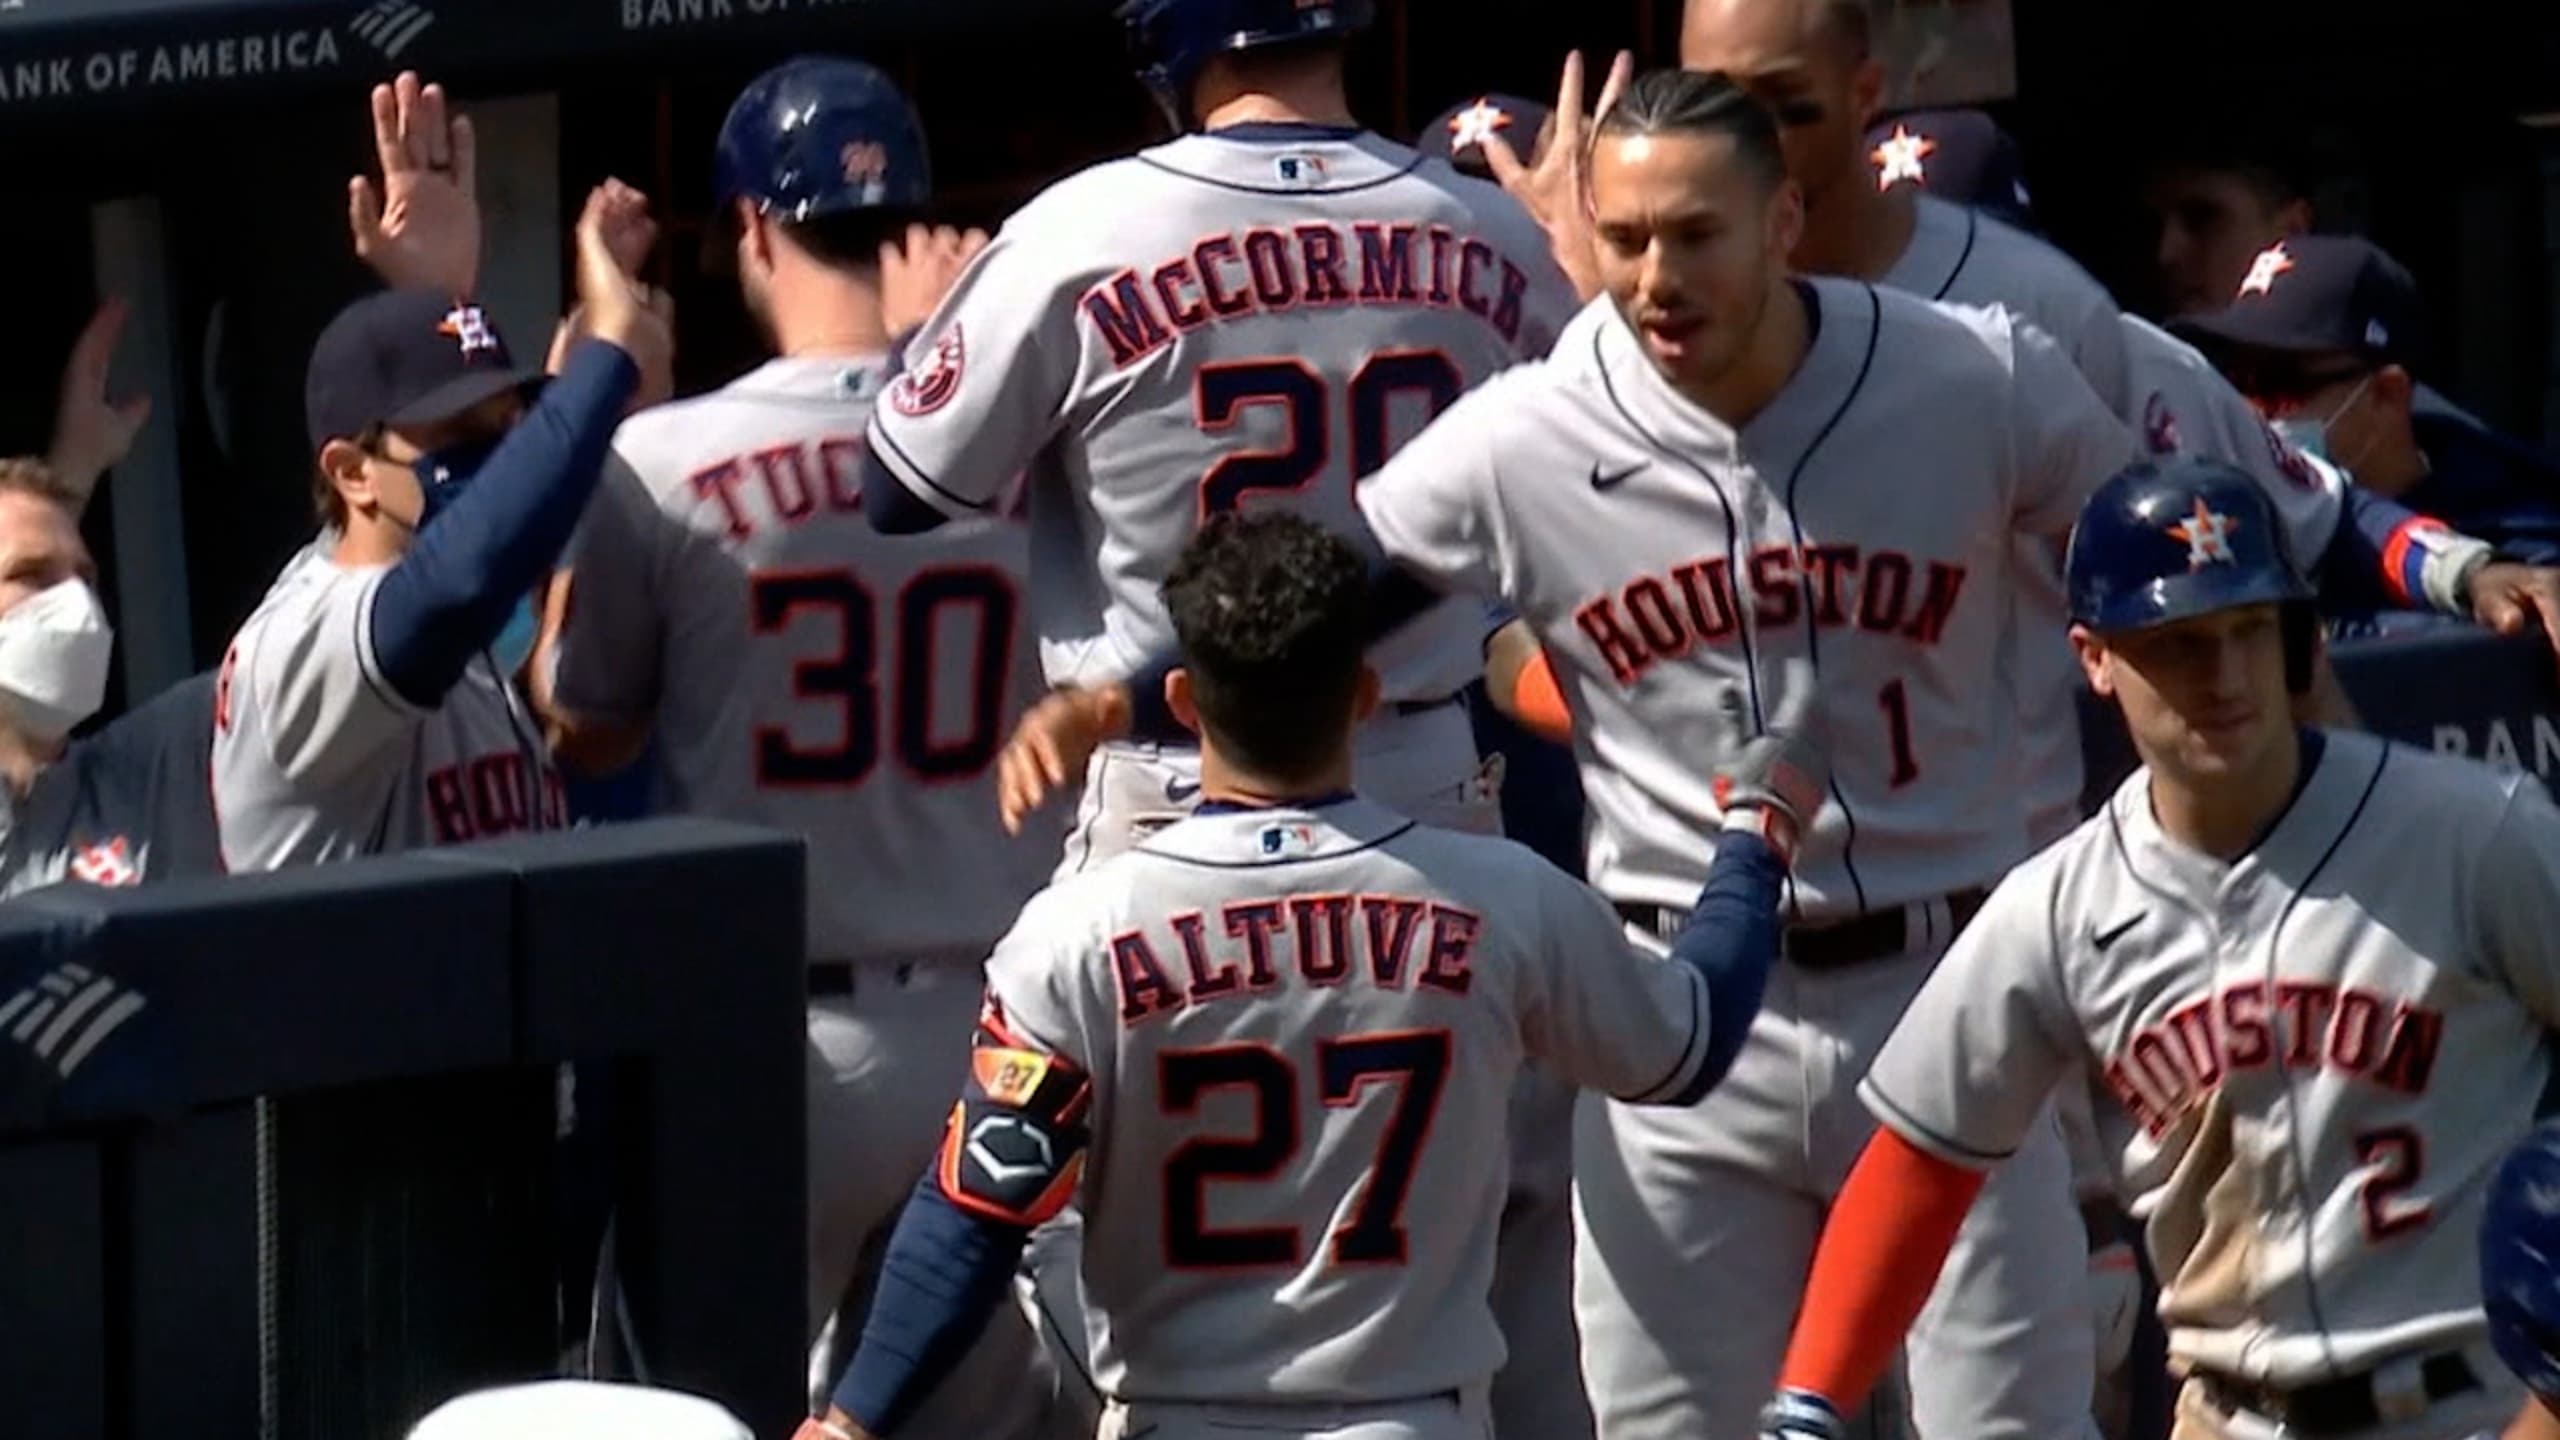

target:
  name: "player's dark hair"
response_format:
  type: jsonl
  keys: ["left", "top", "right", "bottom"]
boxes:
{"left": 1596, "top": 69, "right": 1789, "bottom": 194}
{"left": 1820, "top": 0, "right": 1872, "bottom": 62}
{"left": 777, "top": 207, "right": 924, "bottom": 271}
{"left": 1163, "top": 512, "right": 1371, "bottom": 784}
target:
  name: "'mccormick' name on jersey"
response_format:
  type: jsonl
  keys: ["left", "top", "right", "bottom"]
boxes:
{"left": 1084, "top": 220, "right": 1539, "bottom": 366}
{"left": 1110, "top": 890, "right": 1481, "bottom": 1024}
{"left": 1574, "top": 545, "right": 1971, "bottom": 687}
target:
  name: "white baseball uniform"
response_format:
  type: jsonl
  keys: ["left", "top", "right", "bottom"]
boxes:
{"left": 1355, "top": 280, "right": 2135, "bottom": 1440}
{"left": 213, "top": 557, "right": 562, "bottom": 871}
{"left": 0, "top": 671, "right": 219, "bottom": 898}
{"left": 549, "top": 353, "right": 1057, "bottom": 1434}
{"left": 962, "top": 795, "right": 1724, "bottom": 1440}
{"left": 863, "top": 122, "right": 1587, "bottom": 1440}
{"left": 865, "top": 126, "right": 1579, "bottom": 863}
{"left": 1862, "top": 729, "right": 2560, "bottom": 1439}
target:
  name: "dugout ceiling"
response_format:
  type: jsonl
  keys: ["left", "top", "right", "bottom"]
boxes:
{"left": 0, "top": 0, "right": 1090, "bottom": 122}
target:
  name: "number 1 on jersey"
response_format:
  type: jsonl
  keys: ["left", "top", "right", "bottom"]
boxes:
{"left": 1878, "top": 678, "right": 1921, "bottom": 788}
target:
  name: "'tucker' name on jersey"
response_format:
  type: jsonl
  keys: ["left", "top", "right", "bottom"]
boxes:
{"left": 1084, "top": 223, "right": 1538, "bottom": 368}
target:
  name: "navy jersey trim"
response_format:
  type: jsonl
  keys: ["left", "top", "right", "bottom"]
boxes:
{"left": 1135, "top": 150, "right": 1429, "bottom": 197}
{"left": 1205, "top": 121, "right": 1368, "bottom": 143}
{"left": 1621, "top": 972, "right": 1709, "bottom": 1103}
{"left": 1864, "top": 1081, "right": 2017, "bottom": 1166}
{"left": 1137, "top": 819, "right": 1420, "bottom": 870}
{"left": 870, "top": 419, "right": 994, "bottom": 514}
{"left": 1928, "top": 207, "right": 1982, "bottom": 302}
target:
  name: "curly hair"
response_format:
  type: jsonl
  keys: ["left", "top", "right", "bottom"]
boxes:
{"left": 1163, "top": 511, "right": 1371, "bottom": 782}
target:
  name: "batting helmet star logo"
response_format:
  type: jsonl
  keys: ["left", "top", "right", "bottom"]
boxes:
{"left": 2166, "top": 498, "right": 2241, "bottom": 569}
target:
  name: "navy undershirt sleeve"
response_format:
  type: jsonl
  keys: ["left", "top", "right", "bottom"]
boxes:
{"left": 2316, "top": 483, "right": 2449, "bottom": 614}
{"left": 369, "top": 342, "right": 638, "bottom": 707}
{"left": 830, "top": 1176, "right": 1032, "bottom": 1434}
{"left": 1662, "top": 831, "right": 1787, "bottom": 1104}
{"left": 861, "top": 447, "right": 955, "bottom": 535}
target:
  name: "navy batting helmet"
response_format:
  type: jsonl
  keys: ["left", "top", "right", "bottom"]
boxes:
{"left": 713, "top": 57, "right": 930, "bottom": 223}
{"left": 2066, "top": 457, "right": 2315, "bottom": 634}
{"left": 2483, "top": 1122, "right": 2560, "bottom": 1407}
{"left": 1118, "top": 0, "right": 1375, "bottom": 127}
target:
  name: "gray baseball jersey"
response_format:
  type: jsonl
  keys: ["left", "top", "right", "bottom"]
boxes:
{"left": 864, "top": 128, "right": 1579, "bottom": 704}
{"left": 0, "top": 671, "right": 220, "bottom": 899}
{"left": 1357, "top": 282, "right": 2135, "bottom": 918}
{"left": 1883, "top": 196, "right": 2349, "bottom": 843}
{"left": 212, "top": 558, "right": 562, "bottom": 871}
{"left": 1862, "top": 730, "right": 2560, "bottom": 1383}
{"left": 551, "top": 355, "right": 1050, "bottom": 962}
{"left": 954, "top": 797, "right": 1715, "bottom": 1403}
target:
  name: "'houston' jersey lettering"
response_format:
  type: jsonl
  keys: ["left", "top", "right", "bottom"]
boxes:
{"left": 1861, "top": 731, "right": 2560, "bottom": 1383}
{"left": 962, "top": 798, "right": 1713, "bottom": 1404}
{"left": 1357, "top": 281, "right": 2134, "bottom": 917}
{"left": 864, "top": 127, "right": 1578, "bottom": 705}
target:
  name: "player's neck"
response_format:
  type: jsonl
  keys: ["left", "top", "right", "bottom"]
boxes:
{"left": 332, "top": 513, "right": 407, "bottom": 569}
{"left": 1197, "top": 746, "right": 1355, "bottom": 809}
{"left": 767, "top": 272, "right": 892, "bottom": 359}
{"left": 1679, "top": 279, "right": 1813, "bottom": 424}
{"left": 1196, "top": 78, "right": 1358, "bottom": 131}
{"left": 1792, "top": 181, "right": 1916, "bottom": 283}
{"left": 2150, "top": 729, "right": 2305, "bottom": 861}
{"left": 0, "top": 724, "right": 63, "bottom": 799}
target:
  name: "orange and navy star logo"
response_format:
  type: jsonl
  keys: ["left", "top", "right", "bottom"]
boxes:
{"left": 1871, "top": 125, "right": 1936, "bottom": 190}
{"left": 2238, "top": 242, "right": 2295, "bottom": 297}
{"left": 1449, "top": 99, "right": 1511, "bottom": 151}
{"left": 2166, "top": 498, "right": 2240, "bottom": 568}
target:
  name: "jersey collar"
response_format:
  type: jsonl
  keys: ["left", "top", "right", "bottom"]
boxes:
{"left": 1137, "top": 794, "right": 1416, "bottom": 867}
{"left": 1195, "top": 789, "right": 1359, "bottom": 817}
{"left": 1204, "top": 121, "right": 1367, "bottom": 144}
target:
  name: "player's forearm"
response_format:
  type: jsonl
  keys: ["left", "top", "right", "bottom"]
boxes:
{"left": 371, "top": 341, "right": 638, "bottom": 706}
{"left": 829, "top": 1173, "right": 1032, "bottom": 1435}
{"left": 1658, "top": 831, "right": 1787, "bottom": 1103}
{"left": 1765, "top": 1129, "right": 1986, "bottom": 1433}
{"left": 2317, "top": 484, "right": 2494, "bottom": 617}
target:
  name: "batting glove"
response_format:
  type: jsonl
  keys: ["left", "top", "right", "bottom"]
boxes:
{"left": 1759, "top": 1387, "right": 1849, "bottom": 1440}
{"left": 1713, "top": 725, "right": 1829, "bottom": 867}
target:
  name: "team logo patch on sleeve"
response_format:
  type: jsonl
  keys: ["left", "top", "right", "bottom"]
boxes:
{"left": 890, "top": 325, "right": 965, "bottom": 418}
{"left": 2141, "top": 392, "right": 2183, "bottom": 456}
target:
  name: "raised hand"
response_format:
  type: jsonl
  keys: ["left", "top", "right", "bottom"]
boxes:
{"left": 881, "top": 223, "right": 991, "bottom": 338}
{"left": 571, "top": 180, "right": 673, "bottom": 387}
{"left": 46, "top": 298, "right": 152, "bottom": 506}
{"left": 1481, "top": 49, "right": 1633, "bottom": 302}
{"left": 350, "top": 71, "right": 482, "bottom": 297}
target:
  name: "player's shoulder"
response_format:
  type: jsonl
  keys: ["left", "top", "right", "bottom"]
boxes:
{"left": 612, "top": 359, "right": 878, "bottom": 462}
{"left": 1953, "top": 198, "right": 2116, "bottom": 310}
{"left": 2356, "top": 727, "right": 2547, "bottom": 819}
{"left": 235, "top": 551, "right": 373, "bottom": 635}
{"left": 1868, "top": 283, "right": 2042, "bottom": 383}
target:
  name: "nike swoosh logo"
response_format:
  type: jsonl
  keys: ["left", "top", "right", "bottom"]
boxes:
{"left": 1589, "top": 461, "right": 1645, "bottom": 491}
{"left": 2092, "top": 913, "right": 2146, "bottom": 951}
{"left": 1164, "top": 778, "right": 1202, "bottom": 804}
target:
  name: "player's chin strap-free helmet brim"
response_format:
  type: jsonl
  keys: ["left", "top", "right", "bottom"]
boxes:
{"left": 2481, "top": 1123, "right": 2560, "bottom": 1406}
{"left": 713, "top": 55, "right": 932, "bottom": 224}
{"left": 1117, "top": 0, "right": 1375, "bottom": 129}
{"left": 2065, "top": 456, "right": 2321, "bottom": 691}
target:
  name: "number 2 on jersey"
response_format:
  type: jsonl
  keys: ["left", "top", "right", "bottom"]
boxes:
{"left": 750, "top": 565, "right": 1016, "bottom": 787}
{"left": 1159, "top": 1030, "right": 1451, "bottom": 1270}
{"left": 1195, "top": 350, "right": 1464, "bottom": 519}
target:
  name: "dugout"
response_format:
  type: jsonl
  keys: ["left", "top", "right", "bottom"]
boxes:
{"left": 0, "top": 0, "right": 2554, "bottom": 737}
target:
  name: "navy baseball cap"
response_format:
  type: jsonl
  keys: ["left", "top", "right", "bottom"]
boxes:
{"left": 1864, "top": 108, "right": 2036, "bottom": 231}
{"left": 2167, "top": 235, "right": 2425, "bottom": 369}
{"left": 305, "top": 289, "right": 540, "bottom": 453}
{"left": 1420, "top": 94, "right": 1554, "bottom": 178}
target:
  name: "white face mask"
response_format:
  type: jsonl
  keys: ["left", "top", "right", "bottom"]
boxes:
{"left": 0, "top": 579, "right": 114, "bottom": 743}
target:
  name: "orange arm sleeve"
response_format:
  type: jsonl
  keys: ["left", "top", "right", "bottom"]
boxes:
{"left": 1511, "top": 649, "right": 1574, "bottom": 744}
{"left": 1777, "top": 1127, "right": 1988, "bottom": 1412}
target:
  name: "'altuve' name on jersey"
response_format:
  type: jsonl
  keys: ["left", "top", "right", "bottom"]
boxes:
{"left": 1084, "top": 221, "right": 1540, "bottom": 368}
{"left": 1111, "top": 891, "right": 1480, "bottom": 1027}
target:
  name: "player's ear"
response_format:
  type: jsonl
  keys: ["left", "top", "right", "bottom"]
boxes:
{"left": 1849, "top": 57, "right": 1886, "bottom": 130}
{"left": 2373, "top": 365, "right": 2417, "bottom": 416}
{"left": 1166, "top": 667, "right": 1202, "bottom": 736}
{"left": 317, "top": 438, "right": 377, "bottom": 514}
{"left": 2069, "top": 625, "right": 2114, "bottom": 698}
{"left": 736, "top": 200, "right": 776, "bottom": 270}
{"left": 1349, "top": 664, "right": 1383, "bottom": 726}
{"left": 1767, "top": 178, "right": 1807, "bottom": 263}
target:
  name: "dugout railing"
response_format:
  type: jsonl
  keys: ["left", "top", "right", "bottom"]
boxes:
{"left": 0, "top": 817, "right": 808, "bottom": 1440}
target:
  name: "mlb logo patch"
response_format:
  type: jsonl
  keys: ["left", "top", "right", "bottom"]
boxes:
{"left": 1259, "top": 823, "right": 1318, "bottom": 857}
{"left": 1274, "top": 152, "right": 1330, "bottom": 188}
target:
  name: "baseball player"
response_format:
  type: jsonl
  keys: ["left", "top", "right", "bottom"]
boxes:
{"left": 1762, "top": 457, "right": 2560, "bottom": 1440}
{"left": 800, "top": 511, "right": 1820, "bottom": 1440}
{"left": 532, "top": 58, "right": 1057, "bottom": 1434}
{"left": 408, "top": 1381, "right": 751, "bottom": 1440}
{"left": 856, "top": 0, "right": 1577, "bottom": 861}
{"left": 212, "top": 177, "right": 665, "bottom": 871}
{"left": 1005, "top": 68, "right": 2142, "bottom": 1440}
{"left": 849, "top": 5, "right": 1584, "bottom": 1432}
{"left": 2480, "top": 1124, "right": 2560, "bottom": 1440}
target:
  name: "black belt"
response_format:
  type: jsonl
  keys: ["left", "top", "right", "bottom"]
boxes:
{"left": 807, "top": 961, "right": 855, "bottom": 998}
{"left": 1613, "top": 888, "right": 1987, "bottom": 970}
{"left": 2196, "top": 1352, "right": 2482, "bottom": 1436}
{"left": 1390, "top": 693, "right": 1463, "bottom": 718}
